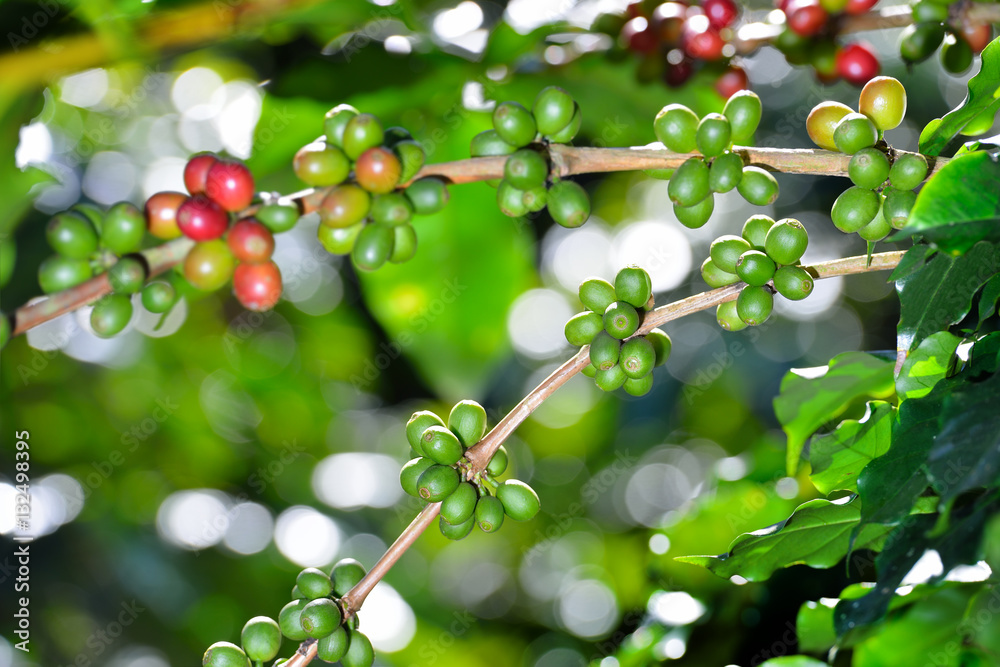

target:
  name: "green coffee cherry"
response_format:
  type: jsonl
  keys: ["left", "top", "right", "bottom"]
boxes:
{"left": 646, "top": 329, "right": 672, "bottom": 366}
{"left": 493, "top": 101, "right": 537, "bottom": 148}
{"left": 595, "top": 364, "right": 628, "bottom": 391}
{"left": 696, "top": 113, "right": 732, "bottom": 158}
{"left": 849, "top": 148, "right": 891, "bottom": 190}
{"left": 441, "top": 482, "right": 478, "bottom": 524}
{"left": 394, "top": 140, "right": 426, "bottom": 183}
{"left": 668, "top": 158, "right": 710, "bottom": 207}
{"left": 371, "top": 193, "right": 413, "bottom": 227}
{"left": 140, "top": 281, "right": 177, "bottom": 313}
{"left": 324, "top": 104, "right": 359, "bottom": 147}
{"left": 741, "top": 214, "right": 775, "bottom": 250}
{"left": 91, "top": 294, "right": 133, "bottom": 338}
{"left": 241, "top": 616, "right": 281, "bottom": 663}
{"left": 620, "top": 336, "right": 656, "bottom": 379}
{"left": 383, "top": 126, "right": 412, "bottom": 146}
{"left": 504, "top": 149, "right": 548, "bottom": 190}
{"left": 439, "top": 514, "right": 475, "bottom": 540}
{"left": 421, "top": 425, "right": 464, "bottom": 466}
{"left": 581, "top": 363, "right": 597, "bottom": 378}
{"left": 449, "top": 399, "right": 487, "bottom": 448}
{"left": 331, "top": 558, "right": 367, "bottom": 597}
{"left": 859, "top": 76, "right": 907, "bottom": 132}
{"left": 417, "top": 464, "right": 461, "bottom": 502}
{"left": 318, "top": 221, "right": 362, "bottom": 256}
{"left": 293, "top": 143, "right": 350, "bottom": 187}
{"left": 497, "top": 179, "right": 530, "bottom": 218}
{"left": 471, "top": 129, "right": 518, "bottom": 159}
{"left": 832, "top": 186, "right": 880, "bottom": 233}
{"left": 941, "top": 32, "right": 973, "bottom": 74}
{"left": 108, "top": 257, "right": 147, "bottom": 294}
{"left": 589, "top": 331, "right": 621, "bottom": 371}
{"left": 547, "top": 105, "right": 582, "bottom": 143}
{"left": 203, "top": 641, "right": 251, "bottom": 667}
{"left": 674, "top": 195, "right": 715, "bottom": 229}
{"left": 888, "top": 153, "right": 929, "bottom": 190}
{"left": 0, "top": 315, "right": 10, "bottom": 352}
{"left": 716, "top": 300, "right": 748, "bottom": 331}
{"left": 579, "top": 278, "right": 616, "bottom": 314}
{"left": 300, "top": 598, "right": 342, "bottom": 639}
{"left": 565, "top": 311, "right": 604, "bottom": 346}
{"left": 710, "top": 235, "right": 752, "bottom": 274}
{"left": 405, "top": 177, "right": 449, "bottom": 215}
{"left": 604, "top": 301, "right": 640, "bottom": 339}
{"left": 320, "top": 184, "right": 371, "bottom": 229}
{"left": 763, "top": 219, "right": 809, "bottom": 265}
{"left": 72, "top": 203, "right": 104, "bottom": 233}
{"left": 624, "top": 374, "right": 654, "bottom": 397}
{"left": 317, "top": 627, "right": 349, "bottom": 663}
{"left": 547, "top": 180, "right": 591, "bottom": 228}
{"left": 341, "top": 630, "right": 375, "bottom": 667}
{"left": 723, "top": 90, "right": 763, "bottom": 143}
{"left": 533, "top": 87, "right": 576, "bottom": 136}
{"left": 389, "top": 224, "right": 418, "bottom": 264}
{"left": 615, "top": 266, "right": 652, "bottom": 309}
{"left": 351, "top": 223, "right": 394, "bottom": 272}
{"left": 883, "top": 188, "right": 917, "bottom": 229}
{"left": 47, "top": 212, "right": 98, "bottom": 259}
{"left": 487, "top": 446, "right": 508, "bottom": 476}
{"left": 102, "top": 202, "right": 145, "bottom": 255}
{"left": 342, "top": 113, "right": 385, "bottom": 160}
{"left": 772, "top": 266, "right": 815, "bottom": 300}
{"left": 709, "top": 152, "right": 744, "bottom": 193}
{"left": 736, "top": 167, "right": 779, "bottom": 206}
{"left": 858, "top": 206, "right": 892, "bottom": 242}
{"left": 278, "top": 599, "right": 309, "bottom": 641}
{"left": 654, "top": 104, "right": 699, "bottom": 153}
{"left": 400, "top": 457, "right": 435, "bottom": 497}
{"left": 291, "top": 585, "right": 306, "bottom": 599}
{"left": 522, "top": 186, "right": 547, "bottom": 212}
{"left": 735, "top": 250, "right": 776, "bottom": 287}
{"left": 899, "top": 21, "right": 946, "bottom": 64}
{"left": 296, "top": 567, "right": 333, "bottom": 599}
{"left": 701, "top": 258, "right": 740, "bottom": 288}
{"left": 476, "top": 495, "right": 505, "bottom": 532}
{"left": 737, "top": 286, "right": 773, "bottom": 326}
{"left": 497, "top": 480, "right": 540, "bottom": 521}
{"left": 833, "top": 113, "right": 878, "bottom": 155}
{"left": 807, "top": 101, "right": 854, "bottom": 152}
{"left": 257, "top": 204, "right": 299, "bottom": 233}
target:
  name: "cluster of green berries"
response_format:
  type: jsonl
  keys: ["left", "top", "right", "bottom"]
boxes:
{"left": 653, "top": 90, "right": 778, "bottom": 229}
{"left": 702, "top": 215, "right": 814, "bottom": 331}
{"left": 806, "top": 76, "right": 928, "bottom": 241}
{"left": 470, "top": 87, "right": 592, "bottom": 229}
{"left": 37, "top": 202, "right": 179, "bottom": 338}
{"left": 203, "top": 559, "right": 374, "bottom": 667}
{"left": 400, "top": 400, "right": 540, "bottom": 540}
{"left": 565, "top": 266, "right": 673, "bottom": 396}
{"left": 901, "top": 1, "right": 993, "bottom": 74}
{"left": 307, "top": 105, "right": 449, "bottom": 271}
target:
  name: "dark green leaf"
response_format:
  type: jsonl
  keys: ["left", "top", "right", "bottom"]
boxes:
{"left": 978, "top": 275, "right": 1000, "bottom": 326}
{"left": 808, "top": 402, "right": 894, "bottom": 495}
{"left": 919, "top": 38, "right": 1000, "bottom": 156}
{"left": 896, "top": 332, "right": 961, "bottom": 400}
{"left": 774, "top": 352, "right": 895, "bottom": 475}
{"left": 896, "top": 241, "right": 1000, "bottom": 350}
{"left": 969, "top": 331, "right": 1000, "bottom": 375}
{"left": 890, "top": 152, "right": 1000, "bottom": 253}
{"left": 889, "top": 244, "right": 935, "bottom": 282}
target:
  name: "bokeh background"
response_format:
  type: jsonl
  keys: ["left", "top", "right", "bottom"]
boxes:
{"left": 0, "top": 1, "right": 993, "bottom": 666}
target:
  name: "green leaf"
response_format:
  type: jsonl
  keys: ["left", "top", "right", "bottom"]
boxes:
{"left": 919, "top": 38, "right": 1000, "bottom": 156}
{"left": 889, "top": 244, "right": 935, "bottom": 282}
{"left": 969, "top": 331, "right": 1000, "bottom": 375}
{"left": 759, "top": 657, "right": 831, "bottom": 667}
{"left": 808, "top": 402, "right": 894, "bottom": 495}
{"left": 890, "top": 152, "right": 1000, "bottom": 253}
{"left": 896, "top": 332, "right": 962, "bottom": 400}
{"left": 774, "top": 352, "right": 895, "bottom": 475}
{"left": 675, "top": 497, "right": 893, "bottom": 582}
{"left": 895, "top": 241, "right": 1000, "bottom": 351}
{"left": 796, "top": 600, "right": 837, "bottom": 653}
{"left": 978, "top": 274, "right": 1000, "bottom": 326}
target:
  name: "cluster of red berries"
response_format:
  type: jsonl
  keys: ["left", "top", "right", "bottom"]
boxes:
{"left": 145, "top": 154, "right": 284, "bottom": 312}
{"left": 593, "top": 0, "right": 750, "bottom": 98}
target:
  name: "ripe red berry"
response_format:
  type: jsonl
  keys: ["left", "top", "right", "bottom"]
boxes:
{"left": 233, "top": 261, "right": 282, "bottom": 312}
{"left": 184, "top": 153, "right": 218, "bottom": 195}
{"left": 205, "top": 160, "right": 255, "bottom": 212}
{"left": 651, "top": 2, "right": 686, "bottom": 41}
{"left": 682, "top": 15, "right": 726, "bottom": 60}
{"left": 961, "top": 21, "right": 993, "bottom": 53}
{"left": 703, "top": 0, "right": 738, "bottom": 29}
{"left": 786, "top": 0, "right": 828, "bottom": 37}
{"left": 177, "top": 195, "right": 229, "bottom": 241}
{"left": 621, "top": 17, "right": 658, "bottom": 54}
{"left": 227, "top": 218, "right": 275, "bottom": 263}
{"left": 664, "top": 53, "right": 694, "bottom": 87}
{"left": 145, "top": 191, "right": 187, "bottom": 240}
{"left": 355, "top": 147, "right": 402, "bottom": 194}
{"left": 836, "top": 42, "right": 880, "bottom": 86}
{"left": 715, "top": 65, "right": 749, "bottom": 98}
{"left": 844, "top": 0, "right": 878, "bottom": 14}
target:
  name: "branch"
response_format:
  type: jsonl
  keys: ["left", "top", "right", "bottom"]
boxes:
{"left": 8, "top": 143, "right": 935, "bottom": 337}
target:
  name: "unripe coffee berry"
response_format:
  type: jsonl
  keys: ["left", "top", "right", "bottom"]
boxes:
{"left": 736, "top": 285, "right": 773, "bottom": 326}
{"left": 475, "top": 495, "right": 505, "bottom": 533}
{"left": 604, "top": 301, "right": 640, "bottom": 339}
{"left": 858, "top": 76, "right": 907, "bottom": 131}
{"left": 497, "top": 480, "right": 540, "bottom": 521}
{"left": 141, "top": 281, "right": 177, "bottom": 314}
{"left": 723, "top": 90, "right": 762, "bottom": 143}
{"left": 547, "top": 180, "right": 591, "bottom": 228}
{"left": 441, "top": 482, "right": 479, "bottom": 525}
{"left": 504, "top": 149, "right": 548, "bottom": 190}
{"left": 589, "top": 331, "right": 621, "bottom": 371}
{"left": 716, "top": 300, "right": 747, "bottom": 331}
{"left": 522, "top": 186, "right": 547, "bottom": 213}
{"left": 145, "top": 191, "right": 187, "bottom": 239}
{"left": 108, "top": 257, "right": 147, "bottom": 294}
{"left": 406, "top": 410, "right": 445, "bottom": 454}
{"left": 492, "top": 101, "right": 537, "bottom": 148}
{"left": 38, "top": 255, "right": 92, "bottom": 293}
{"left": 624, "top": 374, "right": 654, "bottom": 397}
{"left": 940, "top": 32, "right": 974, "bottom": 74}
{"left": 90, "top": 294, "right": 133, "bottom": 338}
{"left": 317, "top": 627, "right": 350, "bottom": 663}
{"left": 696, "top": 113, "right": 732, "bottom": 158}
{"left": 646, "top": 329, "right": 672, "bottom": 366}
{"left": 595, "top": 364, "right": 628, "bottom": 391}
{"left": 533, "top": 86, "right": 576, "bottom": 137}
{"left": 318, "top": 222, "right": 363, "bottom": 256}
{"left": 831, "top": 186, "right": 880, "bottom": 232}
{"left": 674, "top": 196, "right": 715, "bottom": 229}
{"left": 654, "top": 104, "right": 699, "bottom": 153}
{"left": 708, "top": 152, "right": 744, "bottom": 193}
{"left": 448, "top": 399, "right": 488, "bottom": 448}
{"left": 341, "top": 630, "right": 375, "bottom": 667}
{"left": 888, "top": 153, "right": 928, "bottom": 191}
{"left": 331, "top": 558, "right": 367, "bottom": 597}
{"left": 227, "top": 219, "right": 275, "bottom": 263}
{"left": 899, "top": 22, "right": 945, "bottom": 64}
{"left": 205, "top": 160, "right": 254, "bottom": 212}
{"left": 177, "top": 195, "right": 229, "bottom": 241}
{"left": 296, "top": 567, "right": 333, "bottom": 599}
{"left": 324, "top": 104, "right": 359, "bottom": 147}
{"left": 848, "top": 147, "right": 891, "bottom": 189}
{"left": 735, "top": 250, "right": 776, "bottom": 287}
{"left": 579, "top": 278, "right": 617, "bottom": 314}
{"left": 806, "top": 101, "right": 853, "bottom": 151}
{"left": 351, "top": 223, "right": 395, "bottom": 272}
{"left": 355, "top": 147, "right": 402, "bottom": 194}
{"left": 241, "top": 616, "right": 281, "bottom": 663}
{"left": 581, "top": 363, "right": 597, "bottom": 378}
{"left": 278, "top": 599, "right": 310, "bottom": 641}
{"left": 417, "top": 464, "right": 461, "bottom": 502}
{"left": 300, "top": 598, "right": 342, "bottom": 639}
{"left": 394, "top": 139, "right": 427, "bottom": 183}
{"left": 547, "top": 105, "right": 582, "bottom": 143}
{"left": 763, "top": 219, "right": 809, "bottom": 265}
{"left": 420, "top": 425, "right": 464, "bottom": 466}
{"left": 668, "top": 157, "right": 710, "bottom": 207}
{"left": 233, "top": 261, "right": 282, "bottom": 312}
{"left": 203, "top": 641, "right": 251, "bottom": 667}
{"left": 47, "top": 212, "right": 98, "bottom": 259}
{"left": 342, "top": 113, "right": 385, "bottom": 160}
{"left": 257, "top": 204, "right": 299, "bottom": 233}
{"left": 400, "top": 457, "right": 434, "bottom": 497}
{"left": 710, "top": 235, "right": 752, "bottom": 274}
{"left": 439, "top": 515, "right": 476, "bottom": 540}
{"left": 184, "top": 153, "right": 217, "bottom": 195}
{"left": 390, "top": 224, "right": 417, "bottom": 265}
{"left": 620, "top": 336, "right": 656, "bottom": 379}
{"left": 293, "top": 143, "right": 351, "bottom": 187}
{"left": 858, "top": 207, "right": 891, "bottom": 241}
{"left": 102, "top": 202, "right": 146, "bottom": 255}
{"left": 701, "top": 258, "right": 739, "bottom": 288}
{"left": 614, "top": 266, "right": 653, "bottom": 309}
{"left": 320, "top": 185, "right": 372, "bottom": 229}
{"left": 736, "top": 166, "right": 779, "bottom": 206}
{"left": 487, "top": 446, "right": 509, "bottom": 477}
{"left": 772, "top": 265, "right": 815, "bottom": 300}
{"left": 470, "top": 129, "right": 517, "bottom": 158}
{"left": 497, "top": 180, "right": 529, "bottom": 218}
{"left": 833, "top": 113, "right": 878, "bottom": 155}
{"left": 371, "top": 193, "right": 413, "bottom": 227}
{"left": 183, "top": 240, "right": 235, "bottom": 291}
{"left": 741, "top": 214, "right": 775, "bottom": 250}
{"left": 883, "top": 187, "right": 916, "bottom": 229}
{"left": 405, "top": 178, "right": 450, "bottom": 215}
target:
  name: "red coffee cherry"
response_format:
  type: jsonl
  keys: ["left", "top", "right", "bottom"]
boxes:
{"left": 205, "top": 160, "right": 255, "bottom": 212}
{"left": 836, "top": 42, "right": 880, "bottom": 86}
{"left": 227, "top": 219, "right": 275, "bottom": 263}
{"left": 715, "top": 65, "right": 749, "bottom": 99}
{"left": 664, "top": 53, "right": 695, "bottom": 87}
{"left": 844, "top": 0, "right": 878, "bottom": 14}
{"left": 233, "top": 261, "right": 282, "bottom": 312}
{"left": 621, "top": 17, "right": 659, "bottom": 54}
{"left": 960, "top": 21, "right": 994, "bottom": 53}
{"left": 184, "top": 153, "right": 218, "bottom": 195}
{"left": 703, "top": 0, "right": 738, "bottom": 29}
{"left": 682, "top": 15, "right": 726, "bottom": 60}
{"left": 355, "top": 147, "right": 402, "bottom": 194}
{"left": 145, "top": 191, "right": 187, "bottom": 240}
{"left": 177, "top": 195, "right": 229, "bottom": 241}
{"left": 786, "top": 0, "right": 828, "bottom": 37}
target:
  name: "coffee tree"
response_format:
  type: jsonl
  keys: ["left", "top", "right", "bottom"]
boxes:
{"left": 2, "top": 1, "right": 1000, "bottom": 666}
